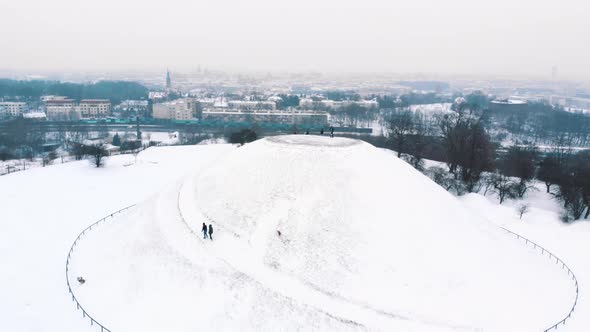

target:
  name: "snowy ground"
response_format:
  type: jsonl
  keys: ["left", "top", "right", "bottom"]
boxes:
{"left": 1, "top": 135, "right": 587, "bottom": 331}
{"left": 409, "top": 103, "right": 453, "bottom": 115}
{"left": 461, "top": 183, "right": 589, "bottom": 332}
{"left": 0, "top": 144, "right": 234, "bottom": 331}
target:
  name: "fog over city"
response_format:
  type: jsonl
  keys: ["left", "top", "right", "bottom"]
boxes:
{"left": 1, "top": 0, "right": 589, "bottom": 79}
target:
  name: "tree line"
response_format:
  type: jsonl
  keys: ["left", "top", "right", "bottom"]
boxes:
{"left": 383, "top": 102, "right": 590, "bottom": 222}
{"left": 0, "top": 79, "right": 148, "bottom": 104}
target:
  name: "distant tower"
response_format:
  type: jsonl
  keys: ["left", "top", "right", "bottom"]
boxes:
{"left": 166, "top": 69, "right": 171, "bottom": 89}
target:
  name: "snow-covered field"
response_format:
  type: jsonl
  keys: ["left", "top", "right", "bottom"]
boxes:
{"left": 461, "top": 185, "right": 589, "bottom": 332}
{"left": 409, "top": 103, "right": 453, "bottom": 115}
{"left": 0, "top": 145, "right": 234, "bottom": 331}
{"left": 1, "top": 135, "right": 587, "bottom": 331}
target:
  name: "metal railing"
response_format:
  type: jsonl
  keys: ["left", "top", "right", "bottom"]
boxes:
{"left": 65, "top": 204, "right": 136, "bottom": 332}
{"left": 500, "top": 227, "right": 579, "bottom": 331}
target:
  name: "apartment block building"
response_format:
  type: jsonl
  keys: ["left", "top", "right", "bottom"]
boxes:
{"left": 77, "top": 99, "right": 111, "bottom": 118}
{"left": 0, "top": 102, "right": 27, "bottom": 118}
{"left": 45, "top": 98, "right": 77, "bottom": 120}
{"left": 153, "top": 99, "right": 197, "bottom": 120}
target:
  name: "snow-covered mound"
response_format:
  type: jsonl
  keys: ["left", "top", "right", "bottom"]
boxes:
{"left": 189, "top": 135, "right": 571, "bottom": 330}
{"left": 67, "top": 135, "right": 573, "bottom": 331}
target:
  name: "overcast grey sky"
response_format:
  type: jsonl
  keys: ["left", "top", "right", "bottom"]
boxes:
{"left": 1, "top": 0, "right": 588, "bottom": 79}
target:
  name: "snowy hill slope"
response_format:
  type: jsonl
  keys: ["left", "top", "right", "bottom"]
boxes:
{"left": 188, "top": 135, "right": 572, "bottom": 330}
{"left": 66, "top": 135, "right": 574, "bottom": 331}
{"left": 0, "top": 144, "right": 234, "bottom": 332}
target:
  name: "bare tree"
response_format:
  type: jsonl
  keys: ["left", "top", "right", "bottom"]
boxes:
{"left": 437, "top": 113, "right": 495, "bottom": 192}
{"left": 555, "top": 151, "right": 590, "bottom": 221}
{"left": 537, "top": 155, "right": 562, "bottom": 193}
{"left": 499, "top": 145, "right": 538, "bottom": 197}
{"left": 89, "top": 144, "right": 108, "bottom": 168}
{"left": 489, "top": 172, "right": 519, "bottom": 204}
{"left": 132, "top": 146, "right": 140, "bottom": 164}
{"left": 71, "top": 143, "right": 85, "bottom": 160}
{"left": 386, "top": 109, "right": 414, "bottom": 157}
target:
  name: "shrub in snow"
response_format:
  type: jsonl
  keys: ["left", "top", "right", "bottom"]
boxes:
{"left": 228, "top": 129, "right": 258, "bottom": 146}
{"left": 402, "top": 154, "right": 425, "bottom": 172}
{"left": 426, "top": 166, "right": 466, "bottom": 195}
{"left": 560, "top": 211, "right": 572, "bottom": 223}
{"left": 112, "top": 133, "right": 122, "bottom": 146}
{"left": 517, "top": 204, "right": 530, "bottom": 220}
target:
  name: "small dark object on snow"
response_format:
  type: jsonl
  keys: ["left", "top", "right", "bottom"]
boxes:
{"left": 208, "top": 224, "right": 214, "bottom": 241}
{"left": 320, "top": 128, "right": 324, "bottom": 135}
{"left": 77, "top": 277, "right": 86, "bottom": 285}
{"left": 305, "top": 131, "right": 309, "bottom": 135}
{"left": 277, "top": 230, "right": 282, "bottom": 237}
{"left": 202, "top": 222, "right": 208, "bottom": 239}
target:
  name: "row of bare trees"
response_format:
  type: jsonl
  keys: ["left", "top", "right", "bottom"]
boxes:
{"left": 385, "top": 108, "right": 495, "bottom": 192}
{"left": 384, "top": 105, "right": 590, "bottom": 221}
{"left": 537, "top": 151, "right": 590, "bottom": 221}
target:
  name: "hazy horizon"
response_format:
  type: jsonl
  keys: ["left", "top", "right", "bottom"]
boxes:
{"left": 1, "top": 0, "right": 589, "bottom": 81}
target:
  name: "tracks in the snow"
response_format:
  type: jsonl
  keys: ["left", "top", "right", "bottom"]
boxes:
{"left": 176, "top": 171, "right": 479, "bottom": 332}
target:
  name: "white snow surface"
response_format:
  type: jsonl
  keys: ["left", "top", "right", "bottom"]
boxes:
{"left": 409, "top": 103, "right": 453, "bottom": 114}
{"left": 0, "top": 145, "right": 234, "bottom": 332}
{"left": 2, "top": 135, "right": 584, "bottom": 331}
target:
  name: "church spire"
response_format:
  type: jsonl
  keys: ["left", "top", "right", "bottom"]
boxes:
{"left": 166, "top": 69, "right": 171, "bottom": 89}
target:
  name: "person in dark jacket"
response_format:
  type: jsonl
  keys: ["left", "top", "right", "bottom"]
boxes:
{"left": 202, "top": 223, "right": 208, "bottom": 239}
{"left": 208, "top": 224, "right": 214, "bottom": 241}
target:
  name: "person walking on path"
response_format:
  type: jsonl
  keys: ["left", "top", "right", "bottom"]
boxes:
{"left": 330, "top": 126, "right": 334, "bottom": 138}
{"left": 202, "top": 222, "right": 208, "bottom": 239}
{"left": 208, "top": 224, "right": 214, "bottom": 241}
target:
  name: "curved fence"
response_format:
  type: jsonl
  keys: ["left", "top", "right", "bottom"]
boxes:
{"left": 500, "top": 227, "right": 579, "bottom": 331}
{"left": 65, "top": 205, "right": 136, "bottom": 332}
{"left": 178, "top": 174, "right": 579, "bottom": 331}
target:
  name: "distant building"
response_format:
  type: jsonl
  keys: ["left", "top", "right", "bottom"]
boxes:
{"left": 153, "top": 99, "right": 198, "bottom": 120}
{"left": 22, "top": 111, "right": 47, "bottom": 121}
{"left": 41, "top": 95, "right": 69, "bottom": 102}
{"left": 45, "top": 98, "right": 77, "bottom": 120}
{"left": 77, "top": 99, "right": 111, "bottom": 118}
{"left": 166, "top": 69, "right": 171, "bottom": 89}
{"left": 115, "top": 100, "right": 149, "bottom": 117}
{"left": 149, "top": 91, "right": 168, "bottom": 102}
{"left": 0, "top": 102, "right": 27, "bottom": 118}
{"left": 227, "top": 100, "right": 276, "bottom": 111}
{"left": 299, "top": 98, "right": 378, "bottom": 110}
{"left": 490, "top": 99, "right": 528, "bottom": 112}
{"left": 201, "top": 109, "right": 328, "bottom": 126}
